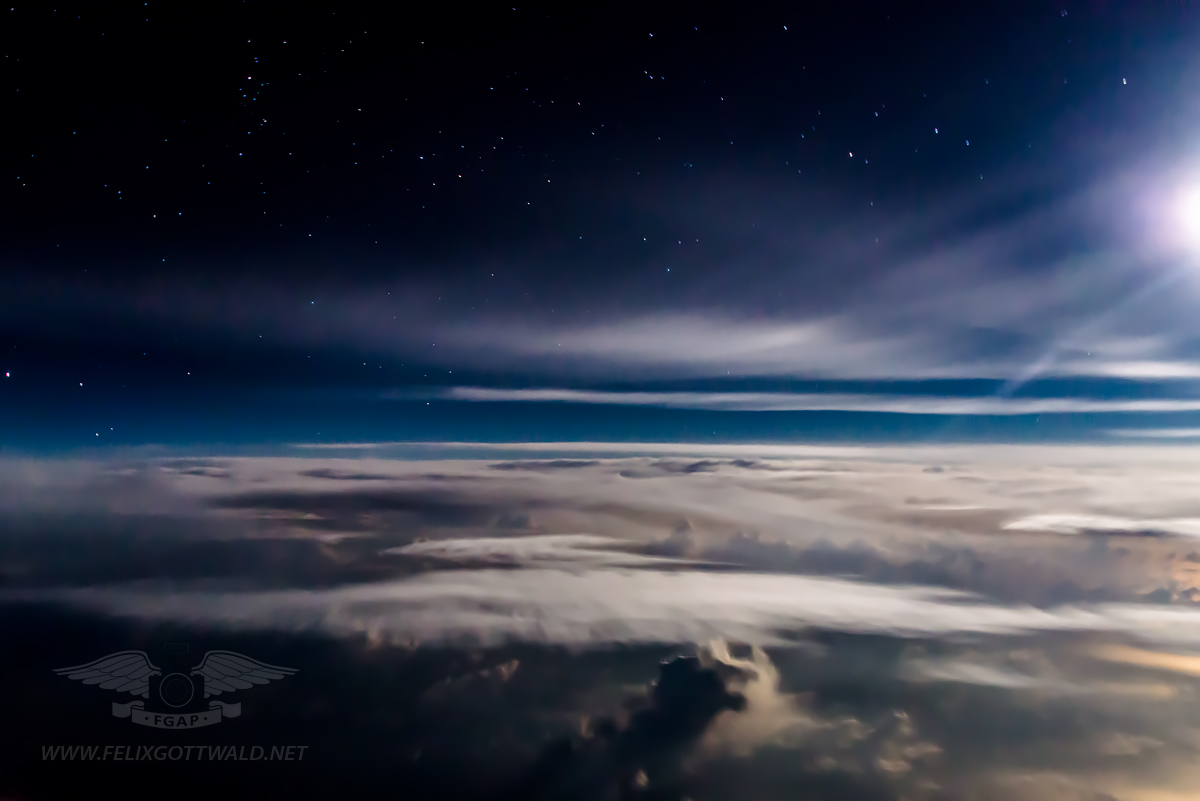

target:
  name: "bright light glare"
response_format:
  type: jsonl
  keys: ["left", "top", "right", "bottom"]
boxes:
{"left": 1178, "top": 187, "right": 1200, "bottom": 245}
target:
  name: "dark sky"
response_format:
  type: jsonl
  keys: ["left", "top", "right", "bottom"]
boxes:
{"left": 4, "top": 1, "right": 1200, "bottom": 449}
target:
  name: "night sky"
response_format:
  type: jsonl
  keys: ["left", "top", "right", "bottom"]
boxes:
{"left": 5, "top": 1, "right": 1199, "bottom": 449}
{"left": 10, "top": 5, "right": 1200, "bottom": 801}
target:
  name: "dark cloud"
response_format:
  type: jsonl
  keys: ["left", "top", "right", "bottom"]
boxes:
{"left": 210, "top": 487, "right": 504, "bottom": 529}
{"left": 493, "top": 512, "right": 534, "bottom": 530}
{"left": 504, "top": 655, "right": 746, "bottom": 801}
{"left": 297, "top": 468, "right": 400, "bottom": 481}
{"left": 489, "top": 461, "right": 602, "bottom": 472}
{"left": 620, "top": 460, "right": 724, "bottom": 479}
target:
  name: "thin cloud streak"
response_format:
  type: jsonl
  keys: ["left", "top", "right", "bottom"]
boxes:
{"left": 382, "top": 534, "right": 699, "bottom": 568}
{"left": 1106, "top": 428, "right": 1200, "bottom": 439}
{"left": 441, "top": 387, "right": 1200, "bottom": 416}
{"left": 12, "top": 569, "right": 1200, "bottom": 649}
{"left": 903, "top": 659, "right": 1085, "bottom": 693}
{"left": 1004, "top": 514, "right": 1200, "bottom": 538}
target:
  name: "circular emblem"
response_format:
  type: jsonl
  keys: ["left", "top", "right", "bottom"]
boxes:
{"left": 159, "top": 673, "right": 194, "bottom": 708}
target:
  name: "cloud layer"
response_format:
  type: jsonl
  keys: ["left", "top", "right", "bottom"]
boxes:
{"left": 9, "top": 445, "right": 1200, "bottom": 800}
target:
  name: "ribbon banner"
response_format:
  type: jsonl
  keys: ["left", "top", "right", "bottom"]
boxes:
{"left": 112, "top": 700, "right": 242, "bottom": 729}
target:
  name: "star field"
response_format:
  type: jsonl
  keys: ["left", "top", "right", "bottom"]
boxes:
{"left": 0, "top": 1, "right": 1194, "bottom": 447}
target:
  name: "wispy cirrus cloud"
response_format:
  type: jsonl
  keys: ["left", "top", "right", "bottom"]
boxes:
{"left": 1106, "top": 428, "right": 1200, "bottom": 439}
{"left": 382, "top": 534, "right": 697, "bottom": 568}
{"left": 11, "top": 568, "right": 1200, "bottom": 649}
{"left": 440, "top": 387, "right": 1200, "bottom": 416}
{"left": 1004, "top": 514, "right": 1200, "bottom": 539}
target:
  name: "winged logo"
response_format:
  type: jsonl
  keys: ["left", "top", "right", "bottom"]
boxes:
{"left": 53, "top": 650, "right": 160, "bottom": 698}
{"left": 54, "top": 649, "right": 298, "bottom": 730}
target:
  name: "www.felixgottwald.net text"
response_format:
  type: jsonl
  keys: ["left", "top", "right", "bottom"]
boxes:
{"left": 42, "top": 745, "right": 309, "bottom": 761}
